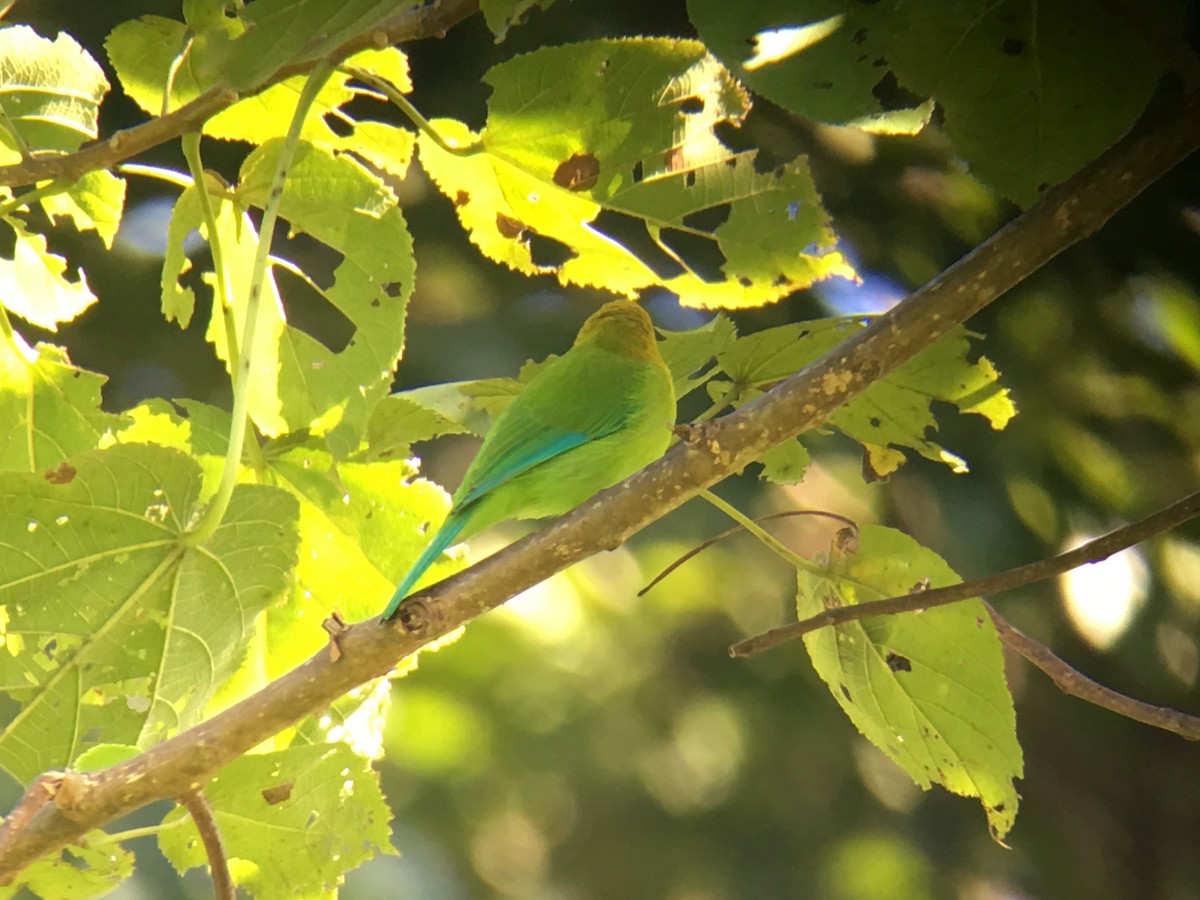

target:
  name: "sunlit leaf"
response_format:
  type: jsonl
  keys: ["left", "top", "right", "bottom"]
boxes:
{"left": 0, "top": 218, "right": 97, "bottom": 330}
{"left": 0, "top": 337, "right": 124, "bottom": 472}
{"left": 158, "top": 742, "right": 395, "bottom": 899}
{"left": 797, "top": 524, "right": 1023, "bottom": 840}
{"left": 419, "top": 39, "right": 854, "bottom": 309}
{"left": 0, "top": 25, "right": 108, "bottom": 160}
{"left": 0, "top": 444, "right": 298, "bottom": 781}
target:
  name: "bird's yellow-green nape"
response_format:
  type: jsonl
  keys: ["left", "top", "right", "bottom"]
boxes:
{"left": 573, "top": 300, "right": 661, "bottom": 360}
{"left": 381, "top": 300, "right": 676, "bottom": 621}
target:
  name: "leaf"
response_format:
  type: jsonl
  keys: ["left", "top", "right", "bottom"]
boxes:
{"left": 418, "top": 38, "right": 855, "bottom": 309}
{"left": 0, "top": 337, "right": 125, "bottom": 472}
{"left": 39, "top": 170, "right": 127, "bottom": 249}
{"left": 0, "top": 444, "right": 299, "bottom": 781}
{"left": 0, "top": 830, "right": 133, "bottom": 900}
{"left": 366, "top": 393, "right": 471, "bottom": 462}
{"left": 157, "top": 743, "right": 395, "bottom": 899}
{"left": 0, "top": 25, "right": 108, "bottom": 160}
{"left": 716, "top": 317, "right": 1016, "bottom": 476}
{"left": 206, "top": 0, "right": 417, "bottom": 92}
{"left": 0, "top": 218, "right": 97, "bottom": 330}
{"left": 759, "top": 438, "right": 810, "bottom": 484}
{"left": 480, "top": 0, "right": 557, "bottom": 41}
{"left": 107, "top": 17, "right": 415, "bottom": 176}
{"left": 236, "top": 139, "right": 415, "bottom": 457}
{"left": 797, "top": 524, "right": 1023, "bottom": 840}
{"left": 686, "top": 1, "right": 908, "bottom": 127}
{"left": 657, "top": 312, "right": 737, "bottom": 397}
{"left": 689, "top": 0, "right": 1175, "bottom": 204}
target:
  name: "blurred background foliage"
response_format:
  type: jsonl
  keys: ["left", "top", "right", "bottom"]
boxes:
{"left": 3, "top": 1, "right": 1200, "bottom": 898}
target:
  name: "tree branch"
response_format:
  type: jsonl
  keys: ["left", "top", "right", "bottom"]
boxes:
{"left": 3, "top": 79, "right": 1200, "bottom": 884}
{"left": 985, "top": 604, "right": 1200, "bottom": 740}
{"left": 728, "top": 489, "right": 1200, "bottom": 657}
{"left": 0, "top": 0, "right": 481, "bottom": 188}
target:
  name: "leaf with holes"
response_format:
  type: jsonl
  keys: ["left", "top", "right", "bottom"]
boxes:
{"left": 0, "top": 337, "right": 125, "bottom": 472}
{"left": 716, "top": 317, "right": 1015, "bottom": 477}
{"left": 0, "top": 444, "right": 298, "bottom": 781}
{"left": 798, "top": 524, "right": 1023, "bottom": 840}
{"left": 418, "top": 38, "right": 854, "bottom": 309}
{"left": 158, "top": 742, "right": 395, "bottom": 899}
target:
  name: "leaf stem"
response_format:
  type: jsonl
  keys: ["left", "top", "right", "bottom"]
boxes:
{"left": 0, "top": 178, "right": 71, "bottom": 218}
{"left": 181, "top": 791, "right": 234, "bottom": 900}
{"left": 340, "top": 65, "right": 480, "bottom": 156}
{"left": 183, "top": 57, "right": 336, "bottom": 546}
{"left": 698, "top": 489, "right": 824, "bottom": 575}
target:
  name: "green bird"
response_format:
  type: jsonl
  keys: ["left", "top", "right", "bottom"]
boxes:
{"left": 382, "top": 300, "right": 677, "bottom": 620}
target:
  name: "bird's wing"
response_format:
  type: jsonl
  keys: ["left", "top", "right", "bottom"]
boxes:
{"left": 453, "top": 352, "right": 636, "bottom": 510}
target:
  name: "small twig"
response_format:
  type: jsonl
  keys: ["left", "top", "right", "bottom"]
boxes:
{"left": 179, "top": 792, "right": 234, "bottom": 900}
{"left": 730, "top": 489, "right": 1200, "bottom": 657}
{"left": 639, "top": 509, "right": 857, "bottom": 596}
{"left": 986, "top": 603, "right": 1200, "bottom": 740}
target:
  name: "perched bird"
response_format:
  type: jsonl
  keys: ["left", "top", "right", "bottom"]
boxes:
{"left": 382, "top": 300, "right": 677, "bottom": 620}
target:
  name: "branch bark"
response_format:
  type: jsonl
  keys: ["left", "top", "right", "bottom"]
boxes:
{"left": 2, "top": 77, "right": 1200, "bottom": 886}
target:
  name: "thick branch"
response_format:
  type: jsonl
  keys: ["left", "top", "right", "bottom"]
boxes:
{"left": 0, "top": 0, "right": 481, "bottom": 188}
{"left": 3, "top": 84, "right": 1200, "bottom": 881}
{"left": 729, "top": 489, "right": 1200, "bottom": 657}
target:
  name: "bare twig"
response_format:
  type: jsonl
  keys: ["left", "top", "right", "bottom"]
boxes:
{"left": 987, "top": 604, "right": 1200, "bottom": 740}
{"left": 3, "top": 74, "right": 1200, "bottom": 884}
{"left": 729, "top": 489, "right": 1200, "bottom": 657}
{"left": 179, "top": 793, "right": 234, "bottom": 900}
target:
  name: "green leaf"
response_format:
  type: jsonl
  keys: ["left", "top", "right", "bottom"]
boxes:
{"left": 0, "top": 444, "right": 299, "bottom": 781}
{"left": 0, "top": 24, "right": 108, "bottom": 160}
{"left": 419, "top": 39, "right": 854, "bottom": 309}
{"left": 759, "top": 438, "right": 810, "bottom": 484}
{"left": 797, "top": 524, "right": 1023, "bottom": 840}
{"left": 480, "top": 0, "right": 557, "bottom": 41}
{"left": 158, "top": 743, "right": 395, "bottom": 899}
{"left": 206, "top": 0, "right": 418, "bottom": 92}
{"left": 0, "top": 337, "right": 125, "bottom": 472}
{"left": 40, "top": 170, "right": 127, "bottom": 249}
{"left": 108, "top": 17, "right": 415, "bottom": 176}
{"left": 236, "top": 139, "right": 415, "bottom": 456}
{"left": 686, "top": 1, "right": 907, "bottom": 127}
{"left": 689, "top": 0, "right": 1174, "bottom": 204}
{"left": 366, "top": 393, "right": 471, "bottom": 462}
{"left": 657, "top": 312, "right": 737, "bottom": 397}
{"left": 717, "top": 318, "right": 1016, "bottom": 477}
{"left": 889, "top": 0, "right": 1171, "bottom": 205}
{"left": 0, "top": 830, "right": 133, "bottom": 900}
{"left": 0, "top": 217, "right": 97, "bottom": 330}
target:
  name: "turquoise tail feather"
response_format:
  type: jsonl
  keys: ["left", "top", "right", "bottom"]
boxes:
{"left": 381, "top": 514, "right": 467, "bottom": 620}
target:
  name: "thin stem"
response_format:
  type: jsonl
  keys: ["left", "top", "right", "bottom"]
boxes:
{"left": 730, "top": 489, "right": 1200, "bottom": 657}
{"left": 0, "top": 178, "right": 70, "bottom": 218}
{"left": 340, "top": 65, "right": 480, "bottom": 156}
{"left": 0, "top": 99, "right": 31, "bottom": 159}
{"left": 179, "top": 792, "right": 234, "bottom": 900}
{"left": 115, "top": 163, "right": 196, "bottom": 188}
{"left": 698, "top": 489, "right": 825, "bottom": 576}
{"left": 182, "top": 134, "right": 240, "bottom": 367}
{"left": 183, "top": 57, "right": 336, "bottom": 546}
{"left": 639, "top": 509, "right": 858, "bottom": 596}
{"left": 987, "top": 603, "right": 1200, "bottom": 740}
{"left": 163, "top": 33, "right": 195, "bottom": 118}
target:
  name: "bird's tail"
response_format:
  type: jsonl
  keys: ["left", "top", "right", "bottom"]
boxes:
{"left": 381, "top": 514, "right": 467, "bottom": 620}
